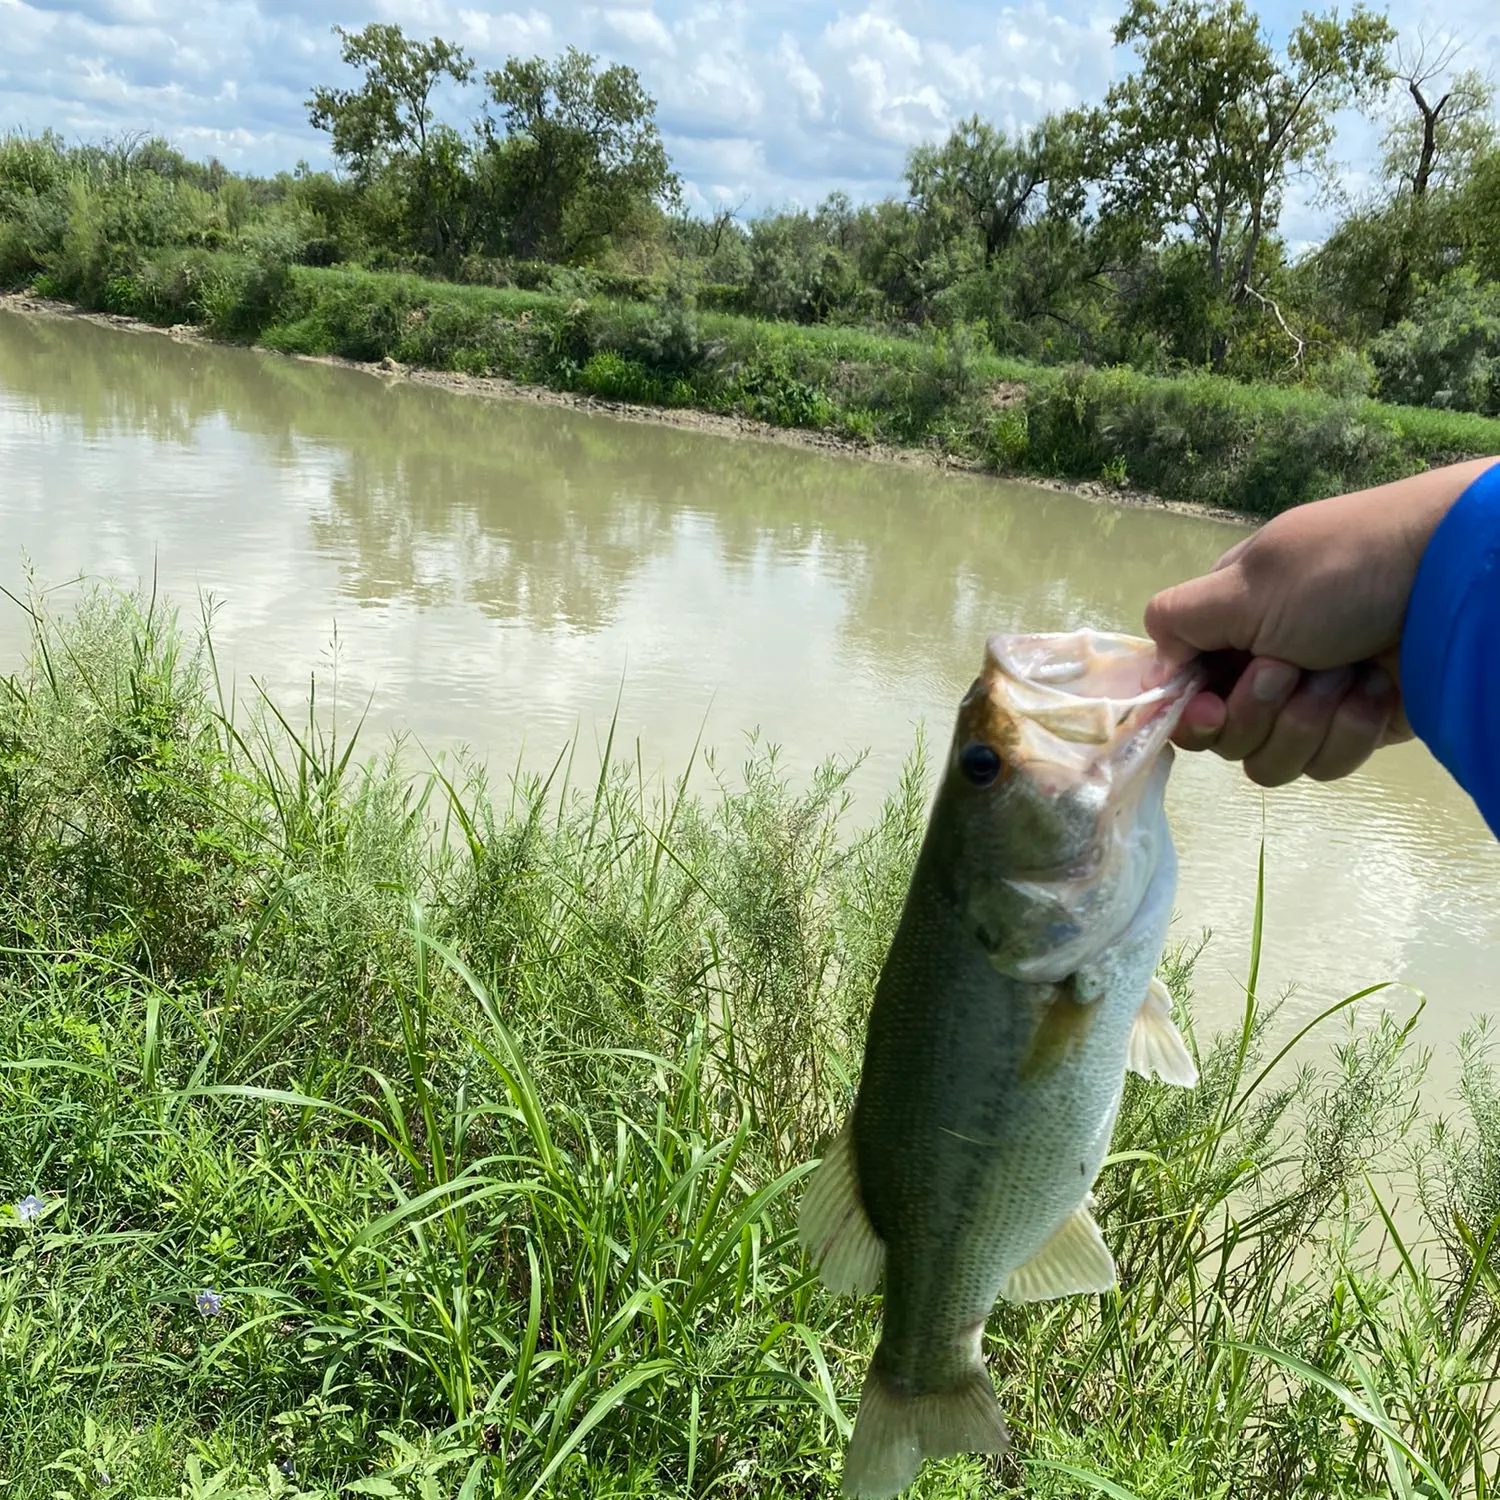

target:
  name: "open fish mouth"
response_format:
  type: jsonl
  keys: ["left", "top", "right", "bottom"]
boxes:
{"left": 980, "top": 629, "right": 1202, "bottom": 797}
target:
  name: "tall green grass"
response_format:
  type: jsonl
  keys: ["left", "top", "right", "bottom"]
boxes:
{"left": 1, "top": 584, "right": 1498, "bottom": 1498}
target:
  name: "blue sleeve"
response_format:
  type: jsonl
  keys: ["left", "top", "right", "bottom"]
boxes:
{"left": 1400, "top": 461, "right": 1500, "bottom": 838}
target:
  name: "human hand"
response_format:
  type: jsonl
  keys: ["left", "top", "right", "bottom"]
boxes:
{"left": 1143, "top": 459, "right": 1499, "bottom": 787}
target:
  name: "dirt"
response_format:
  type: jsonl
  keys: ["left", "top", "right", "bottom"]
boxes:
{"left": 0, "top": 290, "right": 1247, "bottom": 524}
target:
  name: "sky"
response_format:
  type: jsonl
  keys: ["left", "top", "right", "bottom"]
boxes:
{"left": 2, "top": 0, "right": 1498, "bottom": 248}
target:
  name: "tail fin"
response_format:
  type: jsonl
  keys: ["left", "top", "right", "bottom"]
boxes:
{"left": 840, "top": 1359, "right": 1010, "bottom": 1498}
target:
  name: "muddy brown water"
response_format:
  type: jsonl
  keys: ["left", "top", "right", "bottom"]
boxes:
{"left": 3, "top": 306, "right": 1497, "bottom": 1104}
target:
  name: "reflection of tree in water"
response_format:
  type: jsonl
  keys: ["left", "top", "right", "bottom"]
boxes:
{"left": 1, "top": 310, "right": 1243, "bottom": 654}
{"left": 0, "top": 314, "right": 231, "bottom": 448}
{"left": 307, "top": 443, "right": 684, "bottom": 631}
{"left": 648, "top": 455, "right": 1240, "bottom": 678}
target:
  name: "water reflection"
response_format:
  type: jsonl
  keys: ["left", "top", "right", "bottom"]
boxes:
{"left": 2, "top": 306, "right": 1497, "bottom": 1095}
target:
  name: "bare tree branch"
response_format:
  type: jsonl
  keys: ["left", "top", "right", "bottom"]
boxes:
{"left": 1244, "top": 283, "right": 1307, "bottom": 374}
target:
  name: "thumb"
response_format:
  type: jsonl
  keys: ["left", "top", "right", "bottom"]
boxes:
{"left": 1143, "top": 564, "right": 1259, "bottom": 664}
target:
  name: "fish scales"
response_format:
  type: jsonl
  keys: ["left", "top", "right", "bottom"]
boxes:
{"left": 856, "top": 816, "right": 1176, "bottom": 1384}
{"left": 797, "top": 628, "right": 1202, "bottom": 1498}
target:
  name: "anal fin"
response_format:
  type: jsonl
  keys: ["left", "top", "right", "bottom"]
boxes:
{"left": 798, "top": 1121, "right": 885, "bottom": 1295}
{"left": 1001, "top": 1196, "right": 1116, "bottom": 1303}
{"left": 1128, "top": 976, "right": 1198, "bottom": 1087}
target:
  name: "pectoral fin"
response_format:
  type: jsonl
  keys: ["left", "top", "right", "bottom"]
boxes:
{"left": 1019, "top": 974, "right": 1097, "bottom": 1081}
{"left": 1127, "top": 977, "right": 1198, "bottom": 1087}
{"left": 1001, "top": 1196, "right": 1116, "bottom": 1303}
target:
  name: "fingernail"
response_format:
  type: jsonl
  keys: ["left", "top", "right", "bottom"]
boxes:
{"left": 1144, "top": 658, "right": 1170, "bottom": 689}
{"left": 1252, "top": 662, "right": 1298, "bottom": 702}
{"left": 1363, "top": 665, "right": 1391, "bottom": 698}
{"left": 1308, "top": 669, "right": 1351, "bottom": 699}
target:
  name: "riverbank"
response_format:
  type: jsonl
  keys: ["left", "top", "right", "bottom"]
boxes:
{"left": 0, "top": 583, "right": 1496, "bottom": 1498}
{"left": 9, "top": 250, "right": 1500, "bottom": 517}
{"left": 0, "top": 289, "right": 1220, "bottom": 520}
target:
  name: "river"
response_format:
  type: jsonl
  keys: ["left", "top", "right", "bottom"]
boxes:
{"left": 3, "top": 306, "right": 1497, "bottom": 1099}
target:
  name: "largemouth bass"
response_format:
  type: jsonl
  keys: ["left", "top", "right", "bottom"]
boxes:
{"left": 798, "top": 628, "right": 1201, "bottom": 1498}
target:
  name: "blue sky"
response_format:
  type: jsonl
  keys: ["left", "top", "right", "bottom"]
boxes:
{"left": 2, "top": 0, "right": 1496, "bottom": 247}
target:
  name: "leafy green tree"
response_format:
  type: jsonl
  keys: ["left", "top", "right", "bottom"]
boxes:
{"left": 1370, "top": 268, "right": 1500, "bottom": 414}
{"left": 740, "top": 207, "right": 866, "bottom": 323}
{"left": 1098, "top": 0, "right": 1393, "bottom": 365}
{"left": 1463, "top": 152, "right": 1500, "bottom": 284}
{"left": 306, "top": 23, "right": 474, "bottom": 256}
{"left": 906, "top": 116, "right": 1079, "bottom": 266}
{"left": 307, "top": 24, "right": 473, "bottom": 178}
{"left": 477, "top": 48, "right": 677, "bottom": 263}
{"left": 852, "top": 197, "right": 953, "bottom": 322}
{"left": 1302, "top": 200, "right": 1427, "bottom": 336}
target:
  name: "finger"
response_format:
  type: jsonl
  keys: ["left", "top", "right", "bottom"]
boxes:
{"left": 1170, "top": 691, "right": 1227, "bottom": 750}
{"left": 1213, "top": 657, "right": 1301, "bottom": 762}
{"left": 1242, "top": 668, "right": 1353, "bottom": 787}
{"left": 1143, "top": 564, "right": 1257, "bottom": 665}
{"left": 1306, "top": 665, "right": 1396, "bottom": 782}
{"left": 1210, "top": 534, "right": 1254, "bottom": 573}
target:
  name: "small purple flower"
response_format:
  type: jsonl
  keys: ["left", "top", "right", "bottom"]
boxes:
{"left": 195, "top": 1288, "right": 224, "bottom": 1317}
{"left": 14, "top": 1194, "right": 45, "bottom": 1223}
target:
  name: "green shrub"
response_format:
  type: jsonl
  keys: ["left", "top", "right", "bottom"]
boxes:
{"left": 721, "top": 347, "right": 835, "bottom": 428}
{"left": 0, "top": 130, "right": 68, "bottom": 211}
{"left": 1372, "top": 269, "right": 1500, "bottom": 417}
{"left": 1306, "top": 344, "right": 1377, "bottom": 400}
{"left": 741, "top": 211, "right": 873, "bottom": 324}
{"left": 987, "top": 407, "right": 1031, "bottom": 469}
{"left": 575, "top": 349, "right": 655, "bottom": 400}
{"left": 50, "top": 173, "right": 224, "bottom": 302}
{"left": 0, "top": 221, "right": 37, "bottom": 288}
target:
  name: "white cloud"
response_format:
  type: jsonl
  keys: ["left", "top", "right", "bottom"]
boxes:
{"left": 598, "top": 5, "right": 674, "bottom": 52}
{"left": 776, "top": 34, "right": 824, "bottom": 121}
{"left": 1, "top": 0, "right": 1497, "bottom": 236}
{"left": 453, "top": 9, "right": 554, "bottom": 54}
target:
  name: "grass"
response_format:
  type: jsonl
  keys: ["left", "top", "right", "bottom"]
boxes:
{"left": 12, "top": 248, "right": 1500, "bottom": 516}
{"left": 1, "top": 582, "right": 1499, "bottom": 1499}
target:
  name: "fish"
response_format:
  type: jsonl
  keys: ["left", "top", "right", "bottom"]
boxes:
{"left": 797, "top": 628, "right": 1202, "bottom": 1498}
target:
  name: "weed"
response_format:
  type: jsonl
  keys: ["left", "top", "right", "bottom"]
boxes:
{"left": 0, "top": 586, "right": 1496, "bottom": 1496}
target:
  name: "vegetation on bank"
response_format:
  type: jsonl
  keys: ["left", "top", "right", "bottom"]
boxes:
{"left": 1, "top": 584, "right": 1498, "bottom": 1498}
{"left": 6, "top": 0, "right": 1500, "bottom": 512}
{"left": 13, "top": 254, "right": 1500, "bottom": 516}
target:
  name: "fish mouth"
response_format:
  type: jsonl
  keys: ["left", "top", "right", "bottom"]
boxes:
{"left": 977, "top": 629, "right": 1202, "bottom": 798}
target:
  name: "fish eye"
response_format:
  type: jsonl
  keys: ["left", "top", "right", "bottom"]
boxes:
{"left": 959, "top": 742, "right": 1004, "bottom": 787}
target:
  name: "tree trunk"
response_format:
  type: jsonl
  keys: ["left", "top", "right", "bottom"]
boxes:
{"left": 1411, "top": 79, "right": 1447, "bottom": 198}
{"left": 1383, "top": 81, "right": 1449, "bottom": 329}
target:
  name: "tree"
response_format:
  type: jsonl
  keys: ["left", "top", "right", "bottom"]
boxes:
{"left": 1382, "top": 40, "right": 1495, "bottom": 200}
{"left": 1460, "top": 151, "right": 1500, "bottom": 285}
{"left": 886, "top": 111, "right": 1122, "bottom": 350}
{"left": 307, "top": 23, "right": 474, "bottom": 256}
{"left": 308, "top": 24, "right": 473, "bottom": 177}
{"left": 477, "top": 48, "right": 678, "bottom": 262}
{"left": 1098, "top": 0, "right": 1393, "bottom": 365}
{"left": 1375, "top": 37, "right": 1496, "bottom": 325}
{"left": 740, "top": 207, "right": 866, "bottom": 323}
{"left": 906, "top": 117, "right": 1066, "bottom": 266}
